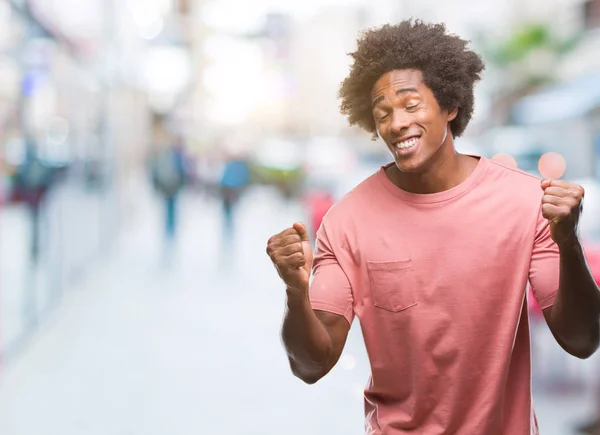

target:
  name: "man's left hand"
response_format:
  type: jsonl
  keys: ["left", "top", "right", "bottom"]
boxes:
{"left": 541, "top": 179, "right": 585, "bottom": 248}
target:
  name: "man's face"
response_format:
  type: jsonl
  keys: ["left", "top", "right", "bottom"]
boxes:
{"left": 371, "top": 69, "right": 457, "bottom": 173}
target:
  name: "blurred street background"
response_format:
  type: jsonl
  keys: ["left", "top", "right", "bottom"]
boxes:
{"left": 0, "top": 0, "right": 599, "bottom": 434}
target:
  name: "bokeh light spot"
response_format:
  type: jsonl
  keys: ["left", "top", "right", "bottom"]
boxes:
{"left": 538, "top": 152, "right": 566, "bottom": 179}
{"left": 491, "top": 153, "right": 518, "bottom": 169}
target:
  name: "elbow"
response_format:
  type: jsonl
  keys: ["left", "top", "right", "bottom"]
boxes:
{"left": 569, "top": 344, "right": 598, "bottom": 360}
{"left": 564, "top": 328, "right": 600, "bottom": 360}
{"left": 548, "top": 312, "right": 600, "bottom": 359}
{"left": 289, "top": 361, "right": 327, "bottom": 385}
{"left": 295, "top": 372, "right": 323, "bottom": 385}
{"left": 571, "top": 337, "right": 599, "bottom": 360}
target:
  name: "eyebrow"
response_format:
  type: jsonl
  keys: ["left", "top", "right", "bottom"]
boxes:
{"left": 372, "top": 87, "right": 419, "bottom": 107}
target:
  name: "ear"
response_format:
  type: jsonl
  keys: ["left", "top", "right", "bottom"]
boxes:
{"left": 447, "top": 107, "right": 458, "bottom": 122}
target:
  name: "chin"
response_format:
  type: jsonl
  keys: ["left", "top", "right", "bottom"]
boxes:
{"left": 394, "top": 157, "right": 425, "bottom": 173}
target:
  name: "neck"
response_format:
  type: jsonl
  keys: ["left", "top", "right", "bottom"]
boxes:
{"left": 388, "top": 141, "right": 477, "bottom": 194}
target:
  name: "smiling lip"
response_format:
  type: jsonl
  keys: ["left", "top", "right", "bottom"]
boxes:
{"left": 393, "top": 136, "right": 421, "bottom": 155}
{"left": 394, "top": 134, "right": 420, "bottom": 143}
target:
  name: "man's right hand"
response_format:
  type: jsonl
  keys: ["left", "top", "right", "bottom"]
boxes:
{"left": 266, "top": 222, "right": 313, "bottom": 294}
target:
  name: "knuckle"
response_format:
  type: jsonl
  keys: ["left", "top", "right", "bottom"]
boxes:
{"left": 285, "top": 241, "right": 300, "bottom": 252}
{"left": 292, "top": 252, "right": 305, "bottom": 263}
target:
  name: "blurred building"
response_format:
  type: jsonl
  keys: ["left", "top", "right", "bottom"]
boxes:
{"left": 286, "top": 7, "right": 368, "bottom": 137}
{"left": 0, "top": 0, "right": 197, "bottom": 362}
{"left": 504, "top": 0, "right": 600, "bottom": 178}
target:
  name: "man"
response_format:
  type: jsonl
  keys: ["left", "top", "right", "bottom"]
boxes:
{"left": 265, "top": 20, "right": 600, "bottom": 434}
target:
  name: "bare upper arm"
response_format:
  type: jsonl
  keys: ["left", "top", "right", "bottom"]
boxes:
{"left": 542, "top": 305, "right": 563, "bottom": 338}
{"left": 314, "top": 310, "right": 351, "bottom": 372}
{"left": 542, "top": 305, "right": 575, "bottom": 355}
{"left": 542, "top": 306, "right": 556, "bottom": 331}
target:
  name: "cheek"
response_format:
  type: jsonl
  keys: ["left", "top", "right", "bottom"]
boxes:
{"left": 422, "top": 113, "right": 448, "bottom": 134}
{"left": 376, "top": 123, "right": 391, "bottom": 140}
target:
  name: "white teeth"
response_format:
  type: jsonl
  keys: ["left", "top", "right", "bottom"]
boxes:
{"left": 396, "top": 137, "right": 419, "bottom": 150}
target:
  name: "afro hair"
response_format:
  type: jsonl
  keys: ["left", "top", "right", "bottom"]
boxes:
{"left": 339, "top": 19, "right": 485, "bottom": 139}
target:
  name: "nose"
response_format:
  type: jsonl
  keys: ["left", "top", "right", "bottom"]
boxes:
{"left": 389, "top": 109, "right": 411, "bottom": 135}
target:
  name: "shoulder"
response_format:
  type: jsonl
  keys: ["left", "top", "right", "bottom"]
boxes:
{"left": 480, "top": 157, "right": 544, "bottom": 202}
{"left": 320, "top": 169, "right": 383, "bottom": 231}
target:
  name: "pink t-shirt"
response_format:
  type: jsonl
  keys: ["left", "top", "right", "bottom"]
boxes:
{"left": 309, "top": 156, "right": 559, "bottom": 434}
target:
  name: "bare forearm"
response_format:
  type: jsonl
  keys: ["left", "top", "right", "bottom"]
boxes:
{"left": 281, "top": 288, "right": 332, "bottom": 382}
{"left": 551, "top": 240, "right": 600, "bottom": 357}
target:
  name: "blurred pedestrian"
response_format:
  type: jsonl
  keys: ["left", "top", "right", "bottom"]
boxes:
{"left": 303, "top": 188, "right": 335, "bottom": 242}
{"left": 265, "top": 19, "right": 600, "bottom": 434}
{"left": 150, "top": 132, "right": 187, "bottom": 246}
{"left": 12, "top": 140, "right": 55, "bottom": 263}
{"left": 219, "top": 156, "right": 250, "bottom": 241}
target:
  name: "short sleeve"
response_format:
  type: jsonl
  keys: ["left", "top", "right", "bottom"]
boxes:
{"left": 309, "top": 223, "right": 354, "bottom": 325}
{"left": 529, "top": 207, "right": 560, "bottom": 310}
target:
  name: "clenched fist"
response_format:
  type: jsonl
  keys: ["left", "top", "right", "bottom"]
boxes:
{"left": 266, "top": 222, "right": 313, "bottom": 294}
{"left": 541, "top": 179, "right": 584, "bottom": 248}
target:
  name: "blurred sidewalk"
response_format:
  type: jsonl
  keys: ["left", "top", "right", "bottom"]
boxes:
{"left": 0, "top": 183, "right": 595, "bottom": 435}
{"left": 1, "top": 181, "right": 114, "bottom": 362}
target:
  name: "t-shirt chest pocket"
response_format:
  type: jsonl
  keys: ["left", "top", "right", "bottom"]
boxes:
{"left": 366, "top": 259, "right": 418, "bottom": 312}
